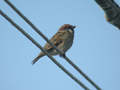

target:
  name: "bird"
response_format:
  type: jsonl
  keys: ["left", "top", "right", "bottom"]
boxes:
{"left": 32, "top": 24, "right": 76, "bottom": 64}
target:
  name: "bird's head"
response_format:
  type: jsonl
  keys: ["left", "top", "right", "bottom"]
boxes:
{"left": 59, "top": 24, "right": 76, "bottom": 32}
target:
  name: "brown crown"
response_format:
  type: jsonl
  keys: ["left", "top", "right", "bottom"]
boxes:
{"left": 59, "top": 24, "right": 76, "bottom": 31}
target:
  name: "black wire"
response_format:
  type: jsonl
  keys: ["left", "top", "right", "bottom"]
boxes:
{"left": 3, "top": 0, "right": 101, "bottom": 90}
{"left": 0, "top": 9, "right": 90, "bottom": 90}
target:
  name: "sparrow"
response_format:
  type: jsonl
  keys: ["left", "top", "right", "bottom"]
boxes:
{"left": 32, "top": 24, "right": 76, "bottom": 64}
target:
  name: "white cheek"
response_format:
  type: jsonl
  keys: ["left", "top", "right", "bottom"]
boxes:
{"left": 69, "top": 29, "right": 73, "bottom": 33}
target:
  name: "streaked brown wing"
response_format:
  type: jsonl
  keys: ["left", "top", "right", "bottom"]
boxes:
{"left": 43, "top": 31, "right": 65, "bottom": 51}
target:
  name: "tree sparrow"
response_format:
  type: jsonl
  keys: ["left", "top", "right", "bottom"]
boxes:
{"left": 32, "top": 24, "right": 76, "bottom": 64}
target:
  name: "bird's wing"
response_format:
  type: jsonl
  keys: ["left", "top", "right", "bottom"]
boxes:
{"left": 44, "top": 31, "right": 65, "bottom": 51}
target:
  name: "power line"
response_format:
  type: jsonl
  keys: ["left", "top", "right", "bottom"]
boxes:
{"left": 0, "top": 9, "right": 90, "bottom": 90}
{"left": 4, "top": 0, "right": 101, "bottom": 90}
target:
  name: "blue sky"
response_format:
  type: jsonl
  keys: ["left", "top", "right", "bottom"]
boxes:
{"left": 0, "top": 0, "right": 120, "bottom": 90}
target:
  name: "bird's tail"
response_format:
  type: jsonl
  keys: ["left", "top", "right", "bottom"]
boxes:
{"left": 32, "top": 53, "right": 44, "bottom": 65}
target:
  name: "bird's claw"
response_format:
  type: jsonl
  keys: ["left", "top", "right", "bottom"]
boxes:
{"left": 60, "top": 53, "right": 66, "bottom": 58}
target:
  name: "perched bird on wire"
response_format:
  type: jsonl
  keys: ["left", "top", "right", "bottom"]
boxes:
{"left": 32, "top": 24, "right": 76, "bottom": 64}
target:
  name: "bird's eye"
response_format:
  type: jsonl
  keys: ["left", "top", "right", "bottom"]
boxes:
{"left": 68, "top": 26, "right": 72, "bottom": 29}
